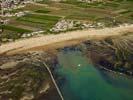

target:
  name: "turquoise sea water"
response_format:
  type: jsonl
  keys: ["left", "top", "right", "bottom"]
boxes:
{"left": 56, "top": 50, "right": 133, "bottom": 100}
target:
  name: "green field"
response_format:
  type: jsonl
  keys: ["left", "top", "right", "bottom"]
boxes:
{"left": 1, "top": 0, "right": 133, "bottom": 42}
{"left": 17, "top": 14, "right": 61, "bottom": 30}
{"left": 0, "top": 25, "right": 31, "bottom": 33}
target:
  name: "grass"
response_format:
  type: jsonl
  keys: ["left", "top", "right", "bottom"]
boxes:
{"left": 17, "top": 14, "right": 61, "bottom": 30}
{"left": 0, "top": 25, "right": 31, "bottom": 33}
{"left": 0, "top": 25, "right": 32, "bottom": 41}
{"left": 60, "top": 0, "right": 132, "bottom": 10}
{"left": 24, "top": 14, "right": 61, "bottom": 21}
{"left": 1, "top": 0, "right": 133, "bottom": 42}
{"left": 0, "top": 12, "right": 62, "bottom": 42}
{"left": 35, "top": 9, "right": 51, "bottom": 13}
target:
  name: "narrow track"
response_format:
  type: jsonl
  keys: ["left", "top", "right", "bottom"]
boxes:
{"left": 42, "top": 61, "right": 64, "bottom": 100}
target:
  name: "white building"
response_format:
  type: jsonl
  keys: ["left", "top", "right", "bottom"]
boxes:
{"left": 78, "top": 0, "right": 103, "bottom": 3}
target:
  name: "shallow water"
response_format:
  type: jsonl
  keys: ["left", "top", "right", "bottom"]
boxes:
{"left": 56, "top": 50, "right": 133, "bottom": 100}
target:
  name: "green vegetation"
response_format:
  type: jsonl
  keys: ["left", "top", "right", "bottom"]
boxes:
{"left": 60, "top": 0, "right": 133, "bottom": 21}
{"left": 1, "top": 0, "right": 133, "bottom": 42}
{"left": 35, "top": 9, "right": 51, "bottom": 13}
{"left": 17, "top": 14, "right": 61, "bottom": 30}
{"left": 0, "top": 25, "right": 32, "bottom": 41}
{"left": 0, "top": 25, "right": 31, "bottom": 33}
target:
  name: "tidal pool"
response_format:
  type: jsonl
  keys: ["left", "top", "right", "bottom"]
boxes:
{"left": 56, "top": 50, "right": 133, "bottom": 100}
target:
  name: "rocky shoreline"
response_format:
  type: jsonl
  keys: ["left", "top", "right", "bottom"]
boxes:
{"left": 0, "top": 52, "right": 61, "bottom": 100}
{"left": 0, "top": 32, "right": 133, "bottom": 99}
{"left": 52, "top": 32, "right": 133, "bottom": 77}
{"left": 83, "top": 34, "right": 133, "bottom": 77}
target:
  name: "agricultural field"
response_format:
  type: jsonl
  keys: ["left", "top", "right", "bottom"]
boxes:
{"left": 0, "top": 1, "right": 133, "bottom": 99}
{"left": 0, "top": 0, "right": 133, "bottom": 42}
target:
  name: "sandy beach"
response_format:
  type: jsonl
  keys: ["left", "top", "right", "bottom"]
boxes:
{"left": 0, "top": 24, "right": 133, "bottom": 55}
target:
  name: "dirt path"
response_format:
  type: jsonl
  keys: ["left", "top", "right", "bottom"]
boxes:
{"left": 42, "top": 61, "right": 64, "bottom": 100}
{"left": 0, "top": 25, "right": 133, "bottom": 55}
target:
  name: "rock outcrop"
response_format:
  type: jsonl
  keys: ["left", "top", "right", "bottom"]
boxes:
{"left": 84, "top": 32, "right": 133, "bottom": 76}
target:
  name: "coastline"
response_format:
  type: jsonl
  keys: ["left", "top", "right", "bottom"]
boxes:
{"left": 98, "top": 65, "right": 133, "bottom": 79}
{"left": 0, "top": 24, "right": 133, "bottom": 55}
{"left": 0, "top": 37, "right": 132, "bottom": 99}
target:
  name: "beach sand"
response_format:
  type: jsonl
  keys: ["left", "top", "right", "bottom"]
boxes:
{"left": 0, "top": 24, "right": 133, "bottom": 55}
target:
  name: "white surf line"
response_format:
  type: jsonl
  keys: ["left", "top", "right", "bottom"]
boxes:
{"left": 0, "top": 24, "right": 133, "bottom": 54}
